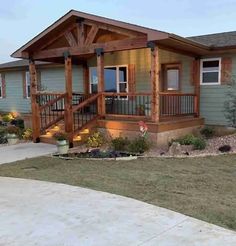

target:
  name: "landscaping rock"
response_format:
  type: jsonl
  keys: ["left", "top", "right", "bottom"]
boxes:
{"left": 168, "top": 142, "right": 182, "bottom": 156}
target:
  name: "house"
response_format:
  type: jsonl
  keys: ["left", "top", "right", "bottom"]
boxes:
{"left": 0, "top": 10, "right": 234, "bottom": 146}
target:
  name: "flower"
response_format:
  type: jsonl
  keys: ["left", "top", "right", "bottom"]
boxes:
{"left": 138, "top": 121, "right": 148, "bottom": 137}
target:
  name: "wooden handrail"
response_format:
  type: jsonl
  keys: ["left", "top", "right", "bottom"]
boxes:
{"left": 159, "top": 92, "right": 196, "bottom": 96}
{"left": 103, "top": 92, "right": 152, "bottom": 96}
{"left": 72, "top": 93, "right": 101, "bottom": 112}
{"left": 38, "top": 93, "right": 67, "bottom": 111}
{"left": 34, "top": 91, "right": 66, "bottom": 96}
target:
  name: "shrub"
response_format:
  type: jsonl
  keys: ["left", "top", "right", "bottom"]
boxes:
{"left": 53, "top": 131, "right": 67, "bottom": 141}
{"left": 218, "top": 145, "right": 231, "bottom": 153}
{"left": 2, "top": 114, "right": 12, "bottom": 123}
{"left": 22, "top": 128, "right": 33, "bottom": 141}
{"left": 172, "top": 134, "right": 206, "bottom": 150}
{"left": 200, "top": 126, "right": 215, "bottom": 139}
{"left": 11, "top": 118, "right": 24, "bottom": 129}
{"left": 0, "top": 127, "right": 7, "bottom": 144}
{"left": 86, "top": 131, "right": 104, "bottom": 148}
{"left": 192, "top": 137, "right": 206, "bottom": 150}
{"left": 178, "top": 134, "right": 196, "bottom": 145}
{"left": 6, "top": 125, "right": 19, "bottom": 135}
{"left": 111, "top": 137, "right": 130, "bottom": 151}
{"left": 128, "top": 137, "right": 150, "bottom": 154}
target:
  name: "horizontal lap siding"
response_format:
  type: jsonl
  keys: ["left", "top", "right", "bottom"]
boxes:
{"left": 200, "top": 54, "right": 236, "bottom": 126}
{"left": 159, "top": 49, "right": 195, "bottom": 93}
{"left": 0, "top": 66, "right": 84, "bottom": 114}
{"left": 40, "top": 66, "right": 84, "bottom": 92}
{"left": 0, "top": 71, "right": 30, "bottom": 113}
{"left": 87, "top": 48, "right": 151, "bottom": 92}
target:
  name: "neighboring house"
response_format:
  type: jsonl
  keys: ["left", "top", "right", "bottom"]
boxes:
{"left": 0, "top": 10, "right": 235, "bottom": 145}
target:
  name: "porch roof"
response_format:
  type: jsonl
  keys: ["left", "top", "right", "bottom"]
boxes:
{"left": 11, "top": 10, "right": 210, "bottom": 61}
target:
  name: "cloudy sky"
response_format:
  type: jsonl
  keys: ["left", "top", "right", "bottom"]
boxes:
{"left": 1, "top": 0, "right": 236, "bottom": 63}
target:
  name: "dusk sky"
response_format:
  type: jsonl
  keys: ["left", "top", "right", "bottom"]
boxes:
{"left": 1, "top": 0, "right": 236, "bottom": 63}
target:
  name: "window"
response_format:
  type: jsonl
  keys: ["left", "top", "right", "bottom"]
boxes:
{"left": 200, "top": 58, "right": 221, "bottom": 85}
{"left": 89, "top": 66, "right": 128, "bottom": 94}
{"left": 25, "top": 71, "right": 31, "bottom": 98}
{"left": 167, "top": 68, "right": 179, "bottom": 91}
{"left": 0, "top": 74, "right": 2, "bottom": 98}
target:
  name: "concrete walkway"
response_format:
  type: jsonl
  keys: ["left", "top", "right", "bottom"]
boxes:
{"left": 0, "top": 143, "right": 56, "bottom": 164}
{"left": 0, "top": 177, "right": 235, "bottom": 246}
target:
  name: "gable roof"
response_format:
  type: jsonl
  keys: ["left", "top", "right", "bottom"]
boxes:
{"left": 11, "top": 9, "right": 209, "bottom": 59}
{"left": 188, "top": 31, "right": 236, "bottom": 48}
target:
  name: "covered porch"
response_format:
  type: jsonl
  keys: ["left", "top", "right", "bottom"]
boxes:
{"left": 11, "top": 10, "right": 206, "bottom": 145}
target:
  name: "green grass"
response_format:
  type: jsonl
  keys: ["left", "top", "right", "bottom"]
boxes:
{"left": 0, "top": 155, "right": 236, "bottom": 230}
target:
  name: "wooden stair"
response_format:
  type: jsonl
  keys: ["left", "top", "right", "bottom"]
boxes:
{"left": 39, "top": 120, "right": 97, "bottom": 146}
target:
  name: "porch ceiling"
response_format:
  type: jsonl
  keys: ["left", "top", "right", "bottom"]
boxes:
{"left": 11, "top": 10, "right": 211, "bottom": 62}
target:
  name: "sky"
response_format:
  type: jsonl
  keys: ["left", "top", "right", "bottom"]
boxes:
{"left": 1, "top": 0, "right": 236, "bottom": 63}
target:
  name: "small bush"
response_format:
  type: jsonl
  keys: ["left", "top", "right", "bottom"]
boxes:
{"left": 87, "top": 131, "right": 104, "bottom": 148}
{"left": 22, "top": 128, "right": 33, "bottom": 141}
{"left": 192, "top": 137, "right": 206, "bottom": 150}
{"left": 11, "top": 118, "right": 24, "bottom": 129}
{"left": 2, "top": 114, "right": 12, "bottom": 123}
{"left": 0, "top": 127, "right": 7, "bottom": 144}
{"left": 128, "top": 137, "right": 150, "bottom": 154}
{"left": 172, "top": 134, "right": 206, "bottom": 150}
{"left": 218, "top": 145, "right": 231, "bottom": 153}
{"left": 6, "top": 125, "right": 19, "bottom": 135}
{"left": 53, "top": 131, "right": 67, "bottom": 141}
{"left": 111, "top": 137, "right": 130, "bottom": 151}
{"left": 200, "top": 126, "right": 215, "bottom": 139}
{"left": 178, "top": 134, "right": 196, "bottom": 145}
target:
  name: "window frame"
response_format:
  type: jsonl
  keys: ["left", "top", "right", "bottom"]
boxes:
{"left": 89, "top": 65, "right": 129, "bottom": 95}
{"left": 162, "top": 63, "right": 181, "bottom": 92}
{"left": 0, "top": 73, "right": 3, "bottom": 99}
{"left": 25, "top": 71, "right": 31, "bottom": 98}
{"left": 200, "top": 58, "right": 221, "bottom": 85}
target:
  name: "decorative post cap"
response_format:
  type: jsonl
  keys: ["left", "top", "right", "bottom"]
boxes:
{"left": 63, "top": 51, "right": 71, "bottom": 59}
{"left": 147, "top": 41, "right": 156, "bottom": 51}
{"left": 95, "top": 48, "right": 104, "bottom": 57}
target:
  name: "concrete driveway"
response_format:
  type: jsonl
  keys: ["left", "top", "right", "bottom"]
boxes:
{"left": 0, "top": 177, "right": 236, "bottom": 246}
{"left": 0, "top": 143, "right": 56, "bottom": 164}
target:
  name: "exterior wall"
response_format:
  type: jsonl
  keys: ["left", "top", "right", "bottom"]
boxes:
{"left": 0, "top": 65, "right": 84, "bottom": 114}
{"left": 0, "top": 71, "right": 31, "bottom": 113}
{"left": 200, "top": 54, "right": 236, "bottom": 126}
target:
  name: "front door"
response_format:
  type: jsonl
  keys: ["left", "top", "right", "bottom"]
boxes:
{"left": 161, "top": 63, "right": 181, "bottom": 116}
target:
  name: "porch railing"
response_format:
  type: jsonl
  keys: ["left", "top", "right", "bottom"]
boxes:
{"left": 159, "top": 92, "right": 197, "bottom": 117}
{"left": 72, "top": 93, "right": 100, "bottom": 133}
{"left": 103, "top": 92, "right": 152, "bottom": 118}
{"left": 35, "top": 92, "right": 66, "bottom": 132}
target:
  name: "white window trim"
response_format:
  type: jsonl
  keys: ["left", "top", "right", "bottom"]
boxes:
{"left": 200, "top": 58, "right": 221, "bottom": 85}
{"left": 89, "top": 65, "right": 129, "bottom": 95}
{"left": 25, "top": 71, "right": 31, "bottom": 98}
{"left": 0, "top": 73, "right": 3, "bottom": 99}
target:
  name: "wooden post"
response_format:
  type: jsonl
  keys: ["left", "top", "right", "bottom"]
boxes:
{"left": 64, "top": 52, "right": 73, "bottom": 146}
{"left": 29, "top": 60, "right": 40, "bottom": 143}
{"left": 148, "top": 42, "right": 160, "bottom": 122}
{"left": 193, "top": 59, "right": 200, "bottom": 117}
{"left": 96, "top": 48, "right": 105, "bottom": 115}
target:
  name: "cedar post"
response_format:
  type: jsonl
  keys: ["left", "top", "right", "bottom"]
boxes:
{"left": 64, "top": 52, "right": 73, "bottom": 146}
{"left": 96, "top": 48, "right": 105, "bottom": 116}
{"left": 29, "top": 59, "right": 40, "bottom": 143}
{"left": 148, "top": 42, "right": 160, "bottom": 122}
{"left": 193, "top": 59, "right": 200, "bottom": 117}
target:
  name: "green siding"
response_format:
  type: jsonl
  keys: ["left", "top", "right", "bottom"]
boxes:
{"left": 200, "top": 54, "right": 236, "bottom": 126}
{"left": 0, "top": 71, "right": 30, "bottom": 113}
{"left": 0, "top": 66, "right": 84, "bottom": 113}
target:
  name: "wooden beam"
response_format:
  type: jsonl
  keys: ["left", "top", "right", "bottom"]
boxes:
{"left": 84, "top": 25, "right": 99, "bottom": 46}
{"left": 150, "top": 45, "right": 160, "bottom": 122}
{"left": 96, "top": 49, "right": 105, "bottom": 115}
{"left": 29, "top": 60, "right": 40, "bottom": 142}
{"left": 64, "top": 31, "right": 77, "bottom": 47}
{"left": 84, "top": 20, "right": 142, "bottom": 38}
{"left": 32, "top": 37, "right": 147, "bottom": 59}
{"left": 64, "top": 54, "right": 73, "bottom": 145}
{"left": 193, "top": 59, "right": 200, "bottom": 117}
{"left": 77, "top": 20, "right": 85, "bottom": 46}
{"left": 39, "top": 24, "right": 76, "bottom": 50}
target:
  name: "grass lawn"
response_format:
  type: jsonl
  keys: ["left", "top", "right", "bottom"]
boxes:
{"left": 0, "top": 155, "right": 236, "bottom": 230}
